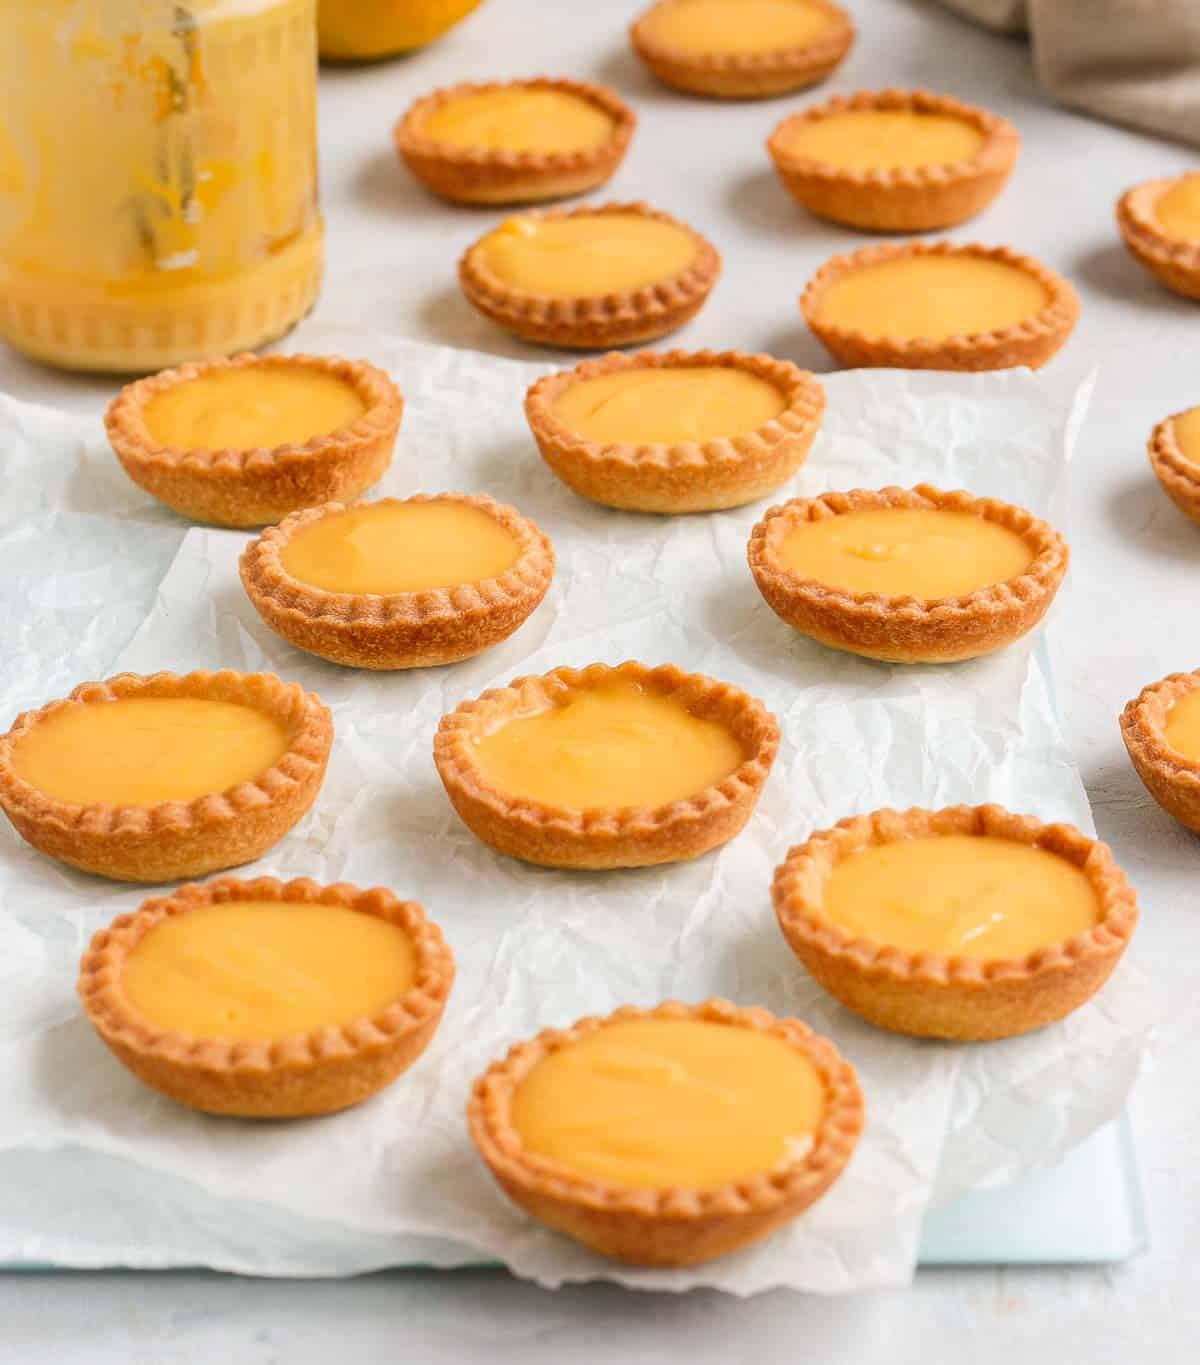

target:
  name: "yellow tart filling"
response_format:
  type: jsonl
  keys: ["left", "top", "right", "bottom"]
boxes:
{"left": 143, "top": 368, "right": 366, "bottom": 452}
{"left": 281, "top": 501, "right": 522, "bottom": 595}
{"left": 511, "top": 1016, "right": 825, "bottom": 1190}
{"left": 122, "top": 900, "right": 417, "bottom": 1041}
{"left": 470, "top": 675, "right": 745, "bottom": 810}
{"left": 420, "top": 88, "right": 616, "bottom": 154}
{"left": 551, "top": 366, "right": 787, "bottom": 444}
{"left": 640, "top": 0, "right": 836, "bottom": 55}
{"left": 10, "top": 698, "right": 290, "bottom": 807}
{"left": 777, "top": 109, "right": 985, "bottom": 171}
{"left": 819, "top": 834, "right": 1100, "bottom": 958}
{"left": 816, "top": 256, "right": 1049, "bottom": 341}
{"left": 475, "top": 213, "right": 698, "bottom": 298}
{"left": 1171, "top": 406, "right": 1200, "bottom": 467}
{"left": 1164, "top": 689, "right": 1200, "bottom": 761}
{"left": 775, "top": 507, "right": 1034, "bottom": 598}
{"left": 1154, "top": 174, "right": 1200, "bottom": 245}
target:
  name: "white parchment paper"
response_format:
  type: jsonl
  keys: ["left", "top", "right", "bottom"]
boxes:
{"left": 0, "top": 332, "right": 1152, "bottom": 1293}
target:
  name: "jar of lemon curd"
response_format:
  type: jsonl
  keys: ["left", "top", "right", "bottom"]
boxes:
{"left": 0, "top": 0, "right": 322, "bottom": 372}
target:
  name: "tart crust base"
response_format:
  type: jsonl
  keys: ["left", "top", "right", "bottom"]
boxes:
{"left": 468, "top": 999, "right": 864, "bottom": 1266}
{"left": 240, "top": 494, "right": 555, "bottom": 669}
{"left": 1120, "top": 670, "right": 1200, "bottom": 834}
{"left": 0, "top": 672, "right": 332, "bottom": 883}
{"left": 1148, "top": 412, "right": 1200, "bottom": 525}
{"left": 772, "top": 805, "right": 1138, "bottom": 1041}
{"left": 525, "top": 350, "right": 825, "bottom": 513}
{"left": 768, "top": 89, "right": 1020, "bottom": 232}
{"left": 747, "top": 485, "right": 1069, "bottom": 663}
{"left": 105, "top": 355, "right": 404, "bottom": 528}
{"left": 1117, "top": 179, "right": 1200, "bottom": 301}
{"left": 434, "top": 662, "right": 779, "bottom": 869}
{"left": 79, "top": 876, "right": 454, "bottom": 1118}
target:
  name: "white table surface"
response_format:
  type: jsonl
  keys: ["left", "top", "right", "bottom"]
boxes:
{"left": 2, "top": 0, "right": 1197, "bottom": 1360}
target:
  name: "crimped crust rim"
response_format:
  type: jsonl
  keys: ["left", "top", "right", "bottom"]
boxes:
{"left": 1116, "top": 177, "right": 1200, "bottom": 276}
{"left": 772, "top": 804, "right": 1139, "bottom": 988}
{"left": 799, "top": 240, "right": 1080, "bottom": 363}
{"left": 468, "top": 998, "right": 864, "bottom": 1219}
{"left": 1120, "top": 670, "right": 1200, "bottom": 792}
{"left": 458, "top": 201, "right": 722, "bottom": 332}
{"left": 747, "top": 484, "right": 1069, "bottom": 624}
{"left": 240, "top": 493, "right": 556, "bottom": 633}
{"left": 1148, "top": 409, "right": 1200, "bottom": 505}
{"left": 524, "top": 349, "right": 825, "bottom": 474}
{"left": 394, "top": 77, "right": 636, "bottom": 174}
{"left": 434, "top": 661, "right": 780, "bottom": 841}
{"left": 0, "top": 671, "right": 332, "bottom": 842}
{"left": 78, "top": 876, "right": 455, "bottom": 1074}
{"left": 105, "top": 354, "right": 404, "bottom": 475}
{"left": 630, "top": 0, "right": 855, "bottom": 76}
{"left": 767, "top": 88, "right": 1020, "bottom": 189}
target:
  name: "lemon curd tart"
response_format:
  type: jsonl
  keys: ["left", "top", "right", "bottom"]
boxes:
{"left": 240, "top": 493, "right": 555, "bottom": 670}
{"left": 525, "top": 349, "right": 825, "bottom": 513}
{"left": 395, "top": 78, "right": 636, "bottom": 204}
{"left": 469, "top": 999, "right": 864, "bottom": 1266}
{"left": 773, "top": 805, "right": 1138, "bottom": 1040}
{"left": 0, "top": 671, "right": 332, "bottom": 883}
{"left": 458, "top": 202, "right": 721, "bottom": 349}
{"left": 1148, "top": 405, "right": 1200, "bottom": 524}
{"left": 768, "top": 90, "right": 1020, "bottom": 232}
{"left": 434, "top": 662, "right": 779, "bottom": 869}
{"left": 1117, "top": 173, "right": 1200, "bottom": 301}
{"left": 800, "top": 241, "right": 1079, "bottom": 371}
{"left": 106, "top": 354, "right": 404, "bottom": 528}
{"left": 747, "top": 486, "right": 1068, "bottom": 663}
{"left": 79, "top": 876, "right": 454, "bottom": 1117}
{"left": 1122, "top": 670, "right": 1200, "bottom": 835}
{"left": 630, "top": 0, "right": 855, "bottom": 100}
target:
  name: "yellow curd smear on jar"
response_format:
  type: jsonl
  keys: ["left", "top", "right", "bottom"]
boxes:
{"left": 0, "top": 0, "right": 323, "bottom": 372}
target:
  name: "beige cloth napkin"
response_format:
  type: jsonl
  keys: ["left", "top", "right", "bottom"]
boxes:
{"left": 934, "top": 0, "right": 1200, "bottom": 147}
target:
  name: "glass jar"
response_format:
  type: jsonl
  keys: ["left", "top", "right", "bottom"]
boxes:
{"left": 0, "top": 0, "right": 322, "bottom": 372}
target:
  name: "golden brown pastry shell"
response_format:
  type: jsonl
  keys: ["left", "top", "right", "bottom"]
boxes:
{"left": 240, "top": 493, "right": 555, "bottom": 670}
{"left": 468, "top": 998, "right": 864, "bottom": 1266}
{"left": 1148, "top": 409, "right": 1200, "bottom": 525}
{"left": 1116, "top": 177, "right": 1200, "bottom": 301}
{"left": 458, "top": 201, "right": 721, "bottom": 350}
{"left": 394, "top": 77, "right": 636, "bottom": 205}
{"left": 1120, "top": 670, "right": 1200, "bottom": 834}
{"left": 433, "top": 661, "right": 779, "bottom": 869}
{"left": 747, "top": 485, "right": 1069, "bottom": 663}
{"left": 0, "top": 671, "right": 332, "bottom": 883}
{"left": 629, "top": 0, "right": 855, "bottom": 100}
{"left": 525, "top": 349, "right": 825, "bottom": 513}
{"left": 78, "top": 876, "right": 454, "bottom": 1118}
{"left": 768, "top": 89, "right": 1020, "bottom": 231}
{"left": 800, "top": 240, "right": 1080, "bottom": 371}
{"left": 772, "top": 804, "right": 1138, "bottom": 1041}
{"left": 106, "top": 354, "right": 404, "bottom": 528}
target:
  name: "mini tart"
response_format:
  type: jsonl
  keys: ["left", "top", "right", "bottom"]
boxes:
{"left": 767, "top": 89, "right": 1020, "bottom": 232}
{"left": 800, "top": 240, "right": 1079, "bottom": 372}
{"left": 458, "top": 202, "right": 721, "bottom": 350}
{"left": 772, "top": 805, "right": 1138, "bottom": 1041}
{"left": 394, "top": 78, "right": 636, "bottom": 205}
{"left": 747, "top": 485, "right": 1068, "bottom": 663}
{"left": 468, "top": 999, "right": 864, "bottom": 1267}
{"left": 1120, "top": 670, "right": 1200, "bottom": 834}
{"left": 106, "top": 354, "right": 404, "bottom": 528}
{"left": 240, "top": 493, "right": 555, "bottom": 670}
{"left": 78, "top": 876, "right": 454, "bottom": 1118}
{"left": 524, "top": 349, "right": 825, "bottom": 513}
{"left": 1116, "top": 174, "right": 1200, "bottom": 301}
{"left": 630, "top": 0, "right": 855, "bottom": 100}
{"left": 1148, "top": 406, "right": 1200, "bottom": 525}
{"left": 0, "top": 671, "right": 332, "bottom": 883}
{"left": 433, "top": 661, "right": 779, "bottom": 869}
